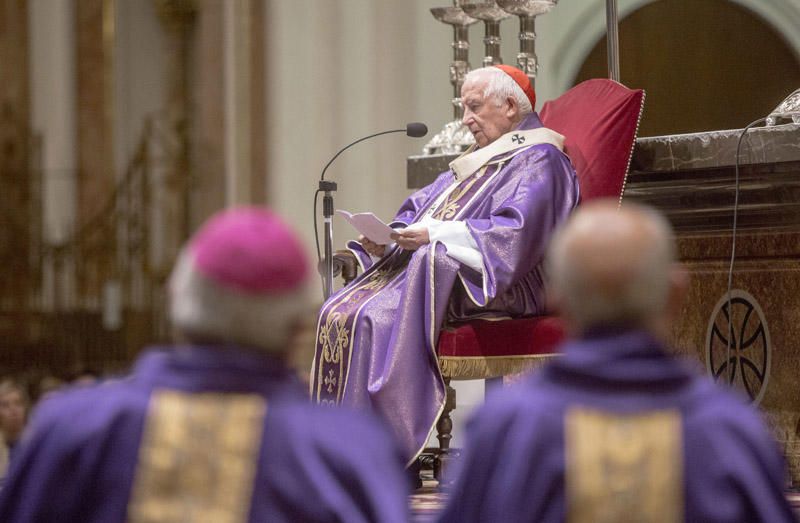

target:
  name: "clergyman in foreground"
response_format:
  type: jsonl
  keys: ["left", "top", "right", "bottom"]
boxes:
{"left": 440, "top": 200, "right": 795, "bottom": 522}
{"left": 0, "top": 207, "right": 409, "bottom": 523}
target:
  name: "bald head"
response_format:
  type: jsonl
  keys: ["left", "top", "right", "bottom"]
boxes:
{"left": 547, "top": 200, "right": 683, "bottom": 336}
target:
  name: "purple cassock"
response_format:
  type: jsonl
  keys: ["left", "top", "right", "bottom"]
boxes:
{"left": 439, "top": 329, "right": 796, "bottom": 523}
{"left": 0, "top": 345, "right": 410, "bottom": 523}
{"left": 310, "top": 112, "right": 580, "bottom": 461}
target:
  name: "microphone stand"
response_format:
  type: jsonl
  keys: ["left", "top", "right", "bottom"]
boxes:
{"left": 319, "top": 179, "right": 337, "bottom": 299}
{"left": 315, "top": 124, "right": 428, "bottom": 300}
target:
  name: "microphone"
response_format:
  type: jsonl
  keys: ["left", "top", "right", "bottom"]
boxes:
{"left": 406, "top": 122, "right": 428, "bottom": 138}
{"left": 314, "top": 122, "right": 428, "bottom": 299}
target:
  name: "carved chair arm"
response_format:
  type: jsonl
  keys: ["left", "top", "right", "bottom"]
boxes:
{"left": 333, "top": 250, "right": 359, "bottom": 285}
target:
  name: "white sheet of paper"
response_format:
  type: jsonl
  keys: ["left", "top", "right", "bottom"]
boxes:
{"left": 336, "top": 210, "right": 397, "bottom": 245}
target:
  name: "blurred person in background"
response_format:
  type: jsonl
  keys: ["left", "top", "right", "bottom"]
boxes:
{"left": 0, "top": 207, "right": 409, "bottom": 522}
{"left": 0, "top": 379, "right": 29, "bottom": 482}
{"left": 0, "top": 379, "right": 28, "bottom": 486}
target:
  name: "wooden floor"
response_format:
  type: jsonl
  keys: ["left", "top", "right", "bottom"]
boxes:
{"left": 409, "top": 471, "right": 445, "bottom": 523}
{"left": 788, "top": 491, "right": 800, "bottom": 520}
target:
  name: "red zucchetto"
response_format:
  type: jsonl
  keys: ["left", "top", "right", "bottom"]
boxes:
{"left": 494, "top": 64, "right": 536, "bottom": 108}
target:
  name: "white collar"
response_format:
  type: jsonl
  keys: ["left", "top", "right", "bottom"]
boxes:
{"left": 449, "top": 127, "right": 565, "bottom": 181}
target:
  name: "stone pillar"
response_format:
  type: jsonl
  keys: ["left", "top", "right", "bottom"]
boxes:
{"left": 223, "top": 0, "right": 253, "bottom": 206}
{"left": 250, "top": 0, "right": 266, "bottom": 204}
{"left": 74, "top": 0, "right": 116, "bottom": 307}
{"left": 152, "top": 0, "right": 196, "bottom": 277}
{"left": 189, "top": 0, "right": 265, "bottom": 222}
{"left": 29, "top": 0, "right": 78, "bottom": 311}
{"left": 75, "top": 0, "right": 115, "bottom": 230}
{"left": 189, "top": 0, "right": 225, "bottom": 227}
{"left": 0, "top": 0, "right": 32, "bottom": 311}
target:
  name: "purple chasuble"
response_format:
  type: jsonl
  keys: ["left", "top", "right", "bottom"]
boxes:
{"left": 439, "top": 330, "right": 795, "bottom": 523}
{"left": 0, "top": 345, "right": 409, "bottom": 523}
{"left": 310, "top": 112, "right": 580, "bottom": 460}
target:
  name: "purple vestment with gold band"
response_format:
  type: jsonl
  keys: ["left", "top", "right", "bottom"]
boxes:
{"left": 439, "top": 330, "right": 796, "bottom": 522}
{"left": 0, "top": 345, "right": 410, "bottom": 523}
{"left": 310, "top": 112, "right": 580, "bottom": 460}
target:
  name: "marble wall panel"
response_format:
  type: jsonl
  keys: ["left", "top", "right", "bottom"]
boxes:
{"left": 672, "top": 231, "right": 800, "bottom": 483}
{"left": 633, "top": 124, "right": 800, "bottom": 173}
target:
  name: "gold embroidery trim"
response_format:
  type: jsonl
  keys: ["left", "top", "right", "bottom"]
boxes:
{"left": 128, "top": 390, "right": 266, "bottom": 523}
{"left": 566, "top": 407, "right": 683, "bottom": 523}
{"left": 315, "top": 261, "right": 405, "bottom": 402}
{"left": 432, "top": 165, "right": 489, "bottom": 221}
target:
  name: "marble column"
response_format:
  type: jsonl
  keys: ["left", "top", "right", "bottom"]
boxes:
{"left": 75, "top": 0, "right": 114, "bottom": 230}
{"left": 152, "top": 0, "right": 196, "bottom": 278}
{"left": 187, "top": 0, "right": 264, "bottom": 218}
{"left": 189, "top": 0, "right": 225, "bottom": 228}
{"left": 223, "top": 0, "right": 255, "bottom": 206}
{"left": 74, "top": 0, "right": 115, "bottom": 308}
{"left": 249, "top": 0, "right": 266, "bottom": 204}
{"left": 29, "top": 0, "right": 78, "bottom": 311}
{"left": 0, "top": 0, "right": 32, "bottom": 311}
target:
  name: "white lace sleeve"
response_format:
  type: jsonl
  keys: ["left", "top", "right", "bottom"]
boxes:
{"left": 412, "top": 219, "right": 483, "bottom": 274}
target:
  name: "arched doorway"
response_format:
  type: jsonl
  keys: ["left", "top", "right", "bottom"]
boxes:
{"left": 573, "top": 0, "right": 800, "bottom": 136}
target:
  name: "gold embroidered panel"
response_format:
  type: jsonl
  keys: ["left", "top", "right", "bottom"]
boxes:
{"left": 431, "top": 165, "right": 489, "bottom": 221}
{"left": 566, "top": 407, "right": 683, "bottom": 523}
{"left": 128, "top": 390, "right": 267, "bottom": 523}
{"left": 314, "top": 259, "right": 406, "bottom": 404}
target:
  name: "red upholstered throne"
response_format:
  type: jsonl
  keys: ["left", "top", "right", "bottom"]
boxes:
{"left": 432, "top": 79, "right": 645, "bottom": 474}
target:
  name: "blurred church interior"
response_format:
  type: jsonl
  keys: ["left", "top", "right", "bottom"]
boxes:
{"left": 2, "top": 0, "right": 800, "bottom": 498}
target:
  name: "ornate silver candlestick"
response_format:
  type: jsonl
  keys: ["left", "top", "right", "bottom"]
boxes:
{"left": 424, "top": 3, "right": 478, "bottom": 155}
{"left": 461, "top": 2, "right": 510, "bottom": 67}
{"left": 496, "top": 0, "right": 557, "bottom": 87}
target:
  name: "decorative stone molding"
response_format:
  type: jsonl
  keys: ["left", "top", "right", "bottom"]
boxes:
{"left": 705, "top": 289, "right": 772, "bottom": 405}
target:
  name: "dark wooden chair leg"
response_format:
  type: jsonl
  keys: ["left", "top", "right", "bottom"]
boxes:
{"left": 434, "top": 378, "right": 456, "bottom": 482}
